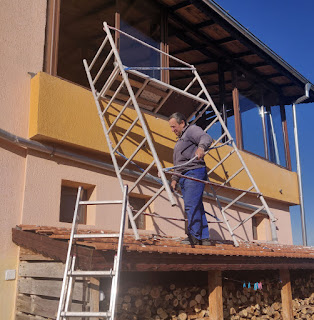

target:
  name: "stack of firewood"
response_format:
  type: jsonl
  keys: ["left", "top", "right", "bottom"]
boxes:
{"left": 223, "top": 279, "right": 283, "bottom": 320}
{"left": 116, "top": 284, "right": 210, "bottom": 320}
{"left": 292, "top": 274, "right": 314, "bottom": 319}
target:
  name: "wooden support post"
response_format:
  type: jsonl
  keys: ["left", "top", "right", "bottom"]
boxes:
{"left": 280, "top": 269, "right": 293, "bottom": 320}
{"left": 232, "top": 69, "right": 243, "bottom": 150}
{"left": 208, "top": 270, "right": 223, "bottom": 320}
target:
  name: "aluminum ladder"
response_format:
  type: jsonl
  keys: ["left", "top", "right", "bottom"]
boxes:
{"left": 56, "top": 185, "right": 128, "bottom": 320}
{"left": 83, "top": 22, "right": 278, "bottom": 247}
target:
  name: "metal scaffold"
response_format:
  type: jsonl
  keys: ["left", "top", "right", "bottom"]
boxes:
{"left": 83, "top": 22, "right": 278, "bottom": 247}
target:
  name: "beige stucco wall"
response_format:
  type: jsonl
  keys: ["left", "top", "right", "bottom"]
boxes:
{"left": 0, "top": 0, "right": 47, "bottom": 319}
{"left": 21, "top": 149, "right": 293, "bottom": 245}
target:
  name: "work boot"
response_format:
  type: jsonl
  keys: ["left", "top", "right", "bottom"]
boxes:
{"left": 181, "top": 234, "right": 200, "bottom": 245}
{"left": 201, "top": 238, "right": 214, "bottom": 246}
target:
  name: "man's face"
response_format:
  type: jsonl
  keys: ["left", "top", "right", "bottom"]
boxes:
{"left": 169, "top": 118, "right": 185, "bottom": 137}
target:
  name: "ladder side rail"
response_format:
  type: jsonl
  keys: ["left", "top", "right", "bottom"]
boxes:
{"left": 110, "top": 185, "right": 128, "bottom": 320}
{"left": 193, "top": 69, "right": 278, "bottom": 242}
{"left": 83, "top": 59, "right": 140, "bottom": 239}
{"left": 56, "top": 187, "right": 83, "bottom": 320}
{"left": 103, "top": 22, "right": 176, "bottom": 207}
{"left": 63, "top": 255, "right": 77, "bottom": 317}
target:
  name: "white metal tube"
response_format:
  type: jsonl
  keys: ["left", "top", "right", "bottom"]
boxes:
{"left": 112, "top": 117, "right": 139, "bottom": 153}
{"left": 102, "top": 80, "right": 125, "bottom": 116}
{"left": 207, "top": 150, "right": 235, "bottom": 176}
{"left": 89, "top": 36, "right": 109, "bottom": 70}
{"left": 104, "top": 22, "right": 176, "bottom": 207}
{"left": 93, "top": 49, "right": 114, "bottom": 85}
{"left": 129, "top": 160, "right": 155, "bottom": 193}
{"left": 222, "top": 166, "right": 244, "bottom": 186}
{"left": 292, "top": 103, "right": 307, "bottom": 246}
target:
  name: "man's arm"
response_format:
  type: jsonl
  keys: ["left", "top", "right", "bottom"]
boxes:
{"left": 188, "top": 125, "right": 213, "bottom": 159}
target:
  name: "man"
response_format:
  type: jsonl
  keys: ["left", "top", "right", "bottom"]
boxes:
{"left": 169, "top": 112, "right": 213, "bottom": 245}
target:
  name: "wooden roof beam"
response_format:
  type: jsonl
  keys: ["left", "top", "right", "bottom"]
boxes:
{"left": 168, "top": 12, "right": 282, "bottom": 96}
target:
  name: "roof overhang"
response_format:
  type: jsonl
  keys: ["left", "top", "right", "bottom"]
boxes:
{"left": 12, "top": 226, "right": 314, "bottom": 271}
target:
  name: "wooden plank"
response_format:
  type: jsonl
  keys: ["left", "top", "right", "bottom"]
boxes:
{"left": 18, "top": 278, "right": 85, "bottom": 301}
{"left": 16, "top": 311, "right": 49, "bottom": 320}
{"left": 89, "top": 277, "right": 100, "bottom": 312}
{"left": 20, "top": 247, "right": 56, "bottom": 261}
{"left": 19, "top": 262, "right": 64, "bottom": 278}
{"left": 280, "top": 105, "right": 292, "bottom": 170}
{"left": 208, "top": 270, "right": 223, "bottom": 320}
{"left": 16, "top": 294, "right": 82, "bottom": 319}
{"left": 280, "top": 269, "right": 293, "bottom": 320}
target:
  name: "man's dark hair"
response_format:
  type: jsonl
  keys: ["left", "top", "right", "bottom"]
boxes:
{"left": 169, "top": 112, "right": 187, "bottom": 125}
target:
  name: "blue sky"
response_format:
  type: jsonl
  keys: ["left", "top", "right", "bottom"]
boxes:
{"left": 215, "top": 0, "right": 314, "bottom": 246}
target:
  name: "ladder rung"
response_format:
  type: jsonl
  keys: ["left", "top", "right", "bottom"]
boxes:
{"left": 207, "top": 150, "right": 235, "bottom": 176}
{"left": 133, "top": 185, "right": 165, "bottom": 220}
{"left": 222, "top": 166, "right": 244, "bottom": 186}
{"left": 107, "top": 97, "right": 132, "bottom": 133}
{"left": 154, "top": 89, "right": 173, "bottom": 114}
{"left": 102, "top": 80, "right": 125, "bottom": 116}
{"left": 222, "top": 186, "right": 254, "bottom": 212}
{"left": 61, "top": 311, "right": 111, "bottom": 318}
{"left": 79, "top": 200, "right": 123, "bottom": 205}
{"left": 188, "top": 102, "right": 207, "bottom": 124}
{"left": 93, "top": 49, "right": 114, "bottom": 85}
{"left": 89, "top": 36, "right": 109, "bottom": 70}
{"left": 211, "top": 132, "right": 227, "bottom": 148}
{"left": 97, "top": 66, "right": 119, "bottom": 99}
{"left": 118, "top": 138, "right": 147, "bottom": 174}
{"left": 204, "top": 116, "right": 219, "bottom": 132}
{"left": 112, "top": 117, "right": 139, "bottom": 153}
{"left": 197, "top": 88, "right": 204, "bottom": 97}
{"left": 129, "top": 160, "right": 156, "bottom": 193}
{"left": 184, "top": 76, "right": 197, "bottom": 92}
{"left": 232, "top": 205, "right": 265, "bottom": 232}
{"left": 68, "top": 270, "right": 115, "bottom": 277}
{"left": 74, "top": 233, "right": 120, "bottom": 239}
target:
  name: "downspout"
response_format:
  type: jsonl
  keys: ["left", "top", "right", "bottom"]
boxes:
{"left": 292, "top": 83, "right": 311, "bottom": 246}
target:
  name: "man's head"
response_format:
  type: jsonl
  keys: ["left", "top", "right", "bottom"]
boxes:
{"left": 168, "top": 112, "right": 187, "bottom": 137}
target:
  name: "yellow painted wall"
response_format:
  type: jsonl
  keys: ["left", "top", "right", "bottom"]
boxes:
{"left": 29, "top": 72, "right": 300, "bottom": 205}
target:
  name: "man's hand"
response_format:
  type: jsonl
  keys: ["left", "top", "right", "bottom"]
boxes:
{"left": 195, "top": 147, "right": 205, "bottom": 160}
{"left": 171, "top": 180, "right": 177, "bottom": 192}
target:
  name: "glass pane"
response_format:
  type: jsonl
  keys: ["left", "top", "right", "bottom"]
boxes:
{"left": 268, "top": 106, "right": 286, "bottom": 167}
{"left": 239, "top": 94, "right": 265, "bottom": 158}
{"left": 120, "top": 0, "right": 161, "bottom": 79}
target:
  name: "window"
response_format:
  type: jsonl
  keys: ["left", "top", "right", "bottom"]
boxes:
{"left": 252, "top": 215, "right": 270, "bottom": 241}
{"left": 59, "top": 186, "right": 87, "bottom": 224}
{"left": 59, "top": 181, "right": 95, "bottom": 224}
{"left": 128, "top": 194, "right": 151, "bottom": 230}
{"left": 239, "top": 94, "right": 265, "bottom": 158}
{"left": 119, "top": 0, "right": 162, "bottom": 79}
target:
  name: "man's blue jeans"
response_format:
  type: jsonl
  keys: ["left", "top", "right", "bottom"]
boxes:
{"left": 179, "top": 167, "right": 209, "bottom": 240}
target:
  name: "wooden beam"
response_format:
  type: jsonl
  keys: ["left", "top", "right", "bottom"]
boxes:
{"left": 280, "top": 105, "right": 292, "bottom": 170}
{"left": 208, "top": 270, "right": 223, "bottom": 320}
{"left": 280, "top": 269, "right": 294, "bottom": 320}
{"left": 232, "top": 69, "right": 243, "bottom": 150}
